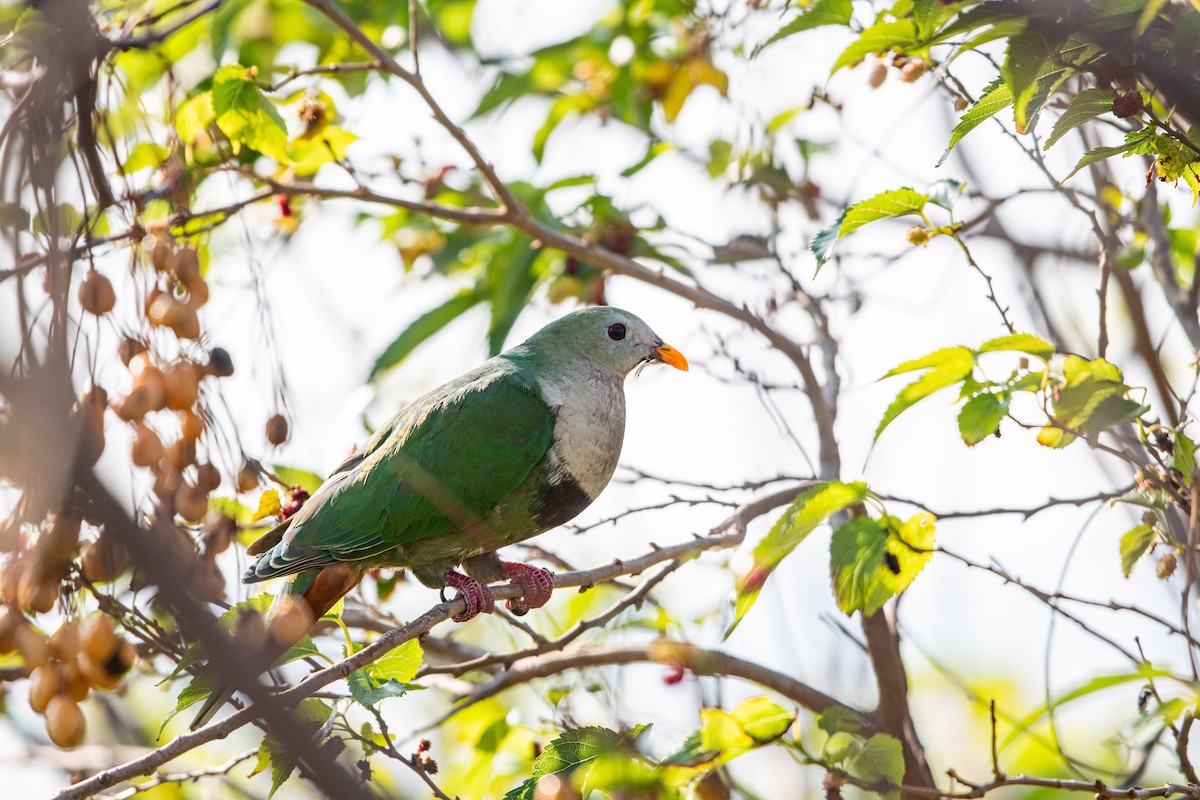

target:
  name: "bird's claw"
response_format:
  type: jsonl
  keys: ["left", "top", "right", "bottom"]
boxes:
{"left": 444, "top": 570, "right": 495, "bottom": 622}
{"left": 502, "top": 561, "right": 555, "bottom": 616}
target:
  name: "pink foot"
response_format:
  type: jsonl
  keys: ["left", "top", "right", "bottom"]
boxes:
{"left": 444, "top": 570, "right": 495, "bottom": 622}
{"left": 502, "top": 562, "right": 555, "bottom": 616}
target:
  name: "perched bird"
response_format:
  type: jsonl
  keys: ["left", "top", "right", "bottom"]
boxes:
{"left": 189, "top": 306, "right": 686, "bottom": 728}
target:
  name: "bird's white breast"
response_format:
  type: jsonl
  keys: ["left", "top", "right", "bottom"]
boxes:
{"left": 539, "top": 373, "right": 625, "bottom": 499}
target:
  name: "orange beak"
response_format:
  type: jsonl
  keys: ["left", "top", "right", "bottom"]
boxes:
{"left": 653, "top": 343, "right": 689, "bottom": 372}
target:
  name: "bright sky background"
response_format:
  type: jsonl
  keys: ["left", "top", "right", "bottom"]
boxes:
{"left": 4, "top": 0, "right": 1199, "bottom": 795}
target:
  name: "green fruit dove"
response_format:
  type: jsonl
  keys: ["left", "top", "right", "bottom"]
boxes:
{"left": 190, "top": 306, "right": 687, "bottom": 728}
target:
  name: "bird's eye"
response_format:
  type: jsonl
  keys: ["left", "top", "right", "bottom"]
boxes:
{"left": 607, "top": 323, "right": 626, "bottom": 341}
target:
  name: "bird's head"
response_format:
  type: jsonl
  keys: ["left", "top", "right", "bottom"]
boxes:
{"left": 521, "top": 306, "right": 688, "bottom": 378}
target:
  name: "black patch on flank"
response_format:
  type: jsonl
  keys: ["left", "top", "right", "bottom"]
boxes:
{"left": 536, "top": 475, "right": 592, "bottom": 530}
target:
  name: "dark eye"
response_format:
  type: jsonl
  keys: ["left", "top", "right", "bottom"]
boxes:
{"left": 607, "top": 323, "right": 626, "bottom": 341}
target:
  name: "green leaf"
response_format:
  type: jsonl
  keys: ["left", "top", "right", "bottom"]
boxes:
{"left": 699, "top": 708, "right": 755, "bottom": 753}
{"left": 176, "top": 91, "right": 216, "bottom": 146}
{"left": 1174, "top": 432, "right": 1196, "bottom": 486}
{"left": 370, "top": 290, "right": 482, "bottom": 379}
{"left": 121, "top": 142, "right": 168, "bottom": 174}
{"left": 249, "top": 699, "right": 332, "bottom": 798}
{"left": 507, "top": 727, "right": 622, "bottom": 799}
{"left": 755, "top": 0, "right": 853, "bottom": 56}
{"left": 848, "top": 734, "right": 904, "bottom": 798}
{"left": 830, "top": 513, "right": 935, "bottom": 616}
{"left": 251, "top": 489, "right": 281, "bottom": 522}
{"left": 0, "top": 203, "right": 30, "bottom": 230}
{"left": 1002, "top": 664, "right": 1174, "bottom": 751}
{"left": 1119, "top": 523, "right": 1155, "bottom": 578}
{"left": 817, "top": 705, "right": 869, "bottom": 735}
{"left": 271, "top": 465, "right": 324, "bottom": 494}
{"left": 373, "top": 639, "right": 423, "bottom": 683}
{"left": 832, "top": 20, "right": 918, "bottom": 74}
{"left": 839, "top": 188, "right": 929, "bottom": 238}
{"left": 939, "top": 78, "right": 1009, "bottom": 166}
{"left": 348, "top": 670, "right": 411, "bottom": 707}
{"left": 727, "top": 481, "right": 869, "bottom": 637}
{"left": 159, "top": 671, "right": 219, "bottom": 737}
{"left": 958, "top": 393, "right": 1007, "bottom": 446}
{"left": 810, "top": 210, "right": 847, "bottom": 273}
{"left": 1062, "top": 133, "right": 1151, "bottom": 182}
{"left": 1045, "top": 88, "right": 1116, "bottom": 149}
{"left": 731, "top": 697, "right": 793, "bottom": 742}
{"left": 876, "top": 346, "right": 975, "bottom": 441}
{"left": 1002, "top": 30, "right": 1051, "bottom": 132}
{"left": 1136, "top": 0, "right": 1169, "bottom": 36}
{"left": 211, "top": 65, "right": 289, "bottom": 163}
{"left": 978, "top": 332, "right": 1055, "bottom": 359}
{"left": 620, "top": 141, "right": 671, "bottom": 177}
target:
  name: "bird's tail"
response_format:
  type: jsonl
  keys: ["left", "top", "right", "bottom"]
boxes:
{"left": 187, "top": 563, "right": 362, "bottom": 731}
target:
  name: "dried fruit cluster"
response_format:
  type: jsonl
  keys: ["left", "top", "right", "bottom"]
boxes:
{"left": 0, "top": 610, "right": 136, "bottom": 748}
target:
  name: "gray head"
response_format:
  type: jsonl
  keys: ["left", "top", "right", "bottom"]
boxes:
{"left": 512, "top": 307, "right": 688, "bottom": 378}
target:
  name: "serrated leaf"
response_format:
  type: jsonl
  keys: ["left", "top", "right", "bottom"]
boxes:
{"left": 958, "top": 393, "right": 1007, "bottom": 446}
{"left": 830, "top": 514, "right": 935, "bottom": 616}
{"left": 211, "top": 65, "right": 289, "bottom": 163}
{"left": 1119, "top": 523, "right": 1155, "bottom": 577}
{"left": 877, "top": 347, "right": 975, "bottom": 441}
{"left": 817, "top": 705, "right": 869, "bottom": 735}
{"left": 810, "top": 210, "right": 847, "bottom": 273}
{"left": 727, "top": 481, "right": 869, "bottom": 637}
{"left": 832, "top": 19, "right": 918, "bottom": 74}
{"left": 370, "top": 290, "right": 482, "bottom": 379}
{"left": 1174, "top": 432, "right": 1196, "bottom": 486}
{"left": 373, "top": 638, "right": 423, "bottom": 683}
{"left": 1002, "top": 30, "right": 1051, "bottom": 132}
{"left": 1062, "top": 136, "right": 1148, "bottom": 182}
{"left": 939, "top": 78, "right": 1010, "bottom": 166}
{"left": 755, "top": 0, "right": 853, "bottom": 56}
{"left": 839, "top": 188, "right": 929, "bottom": 238}
{"left": 176, "top": 92, "right": 216, "bottom": 146}
{"left": 251, "top": 489, "right": 281, "bottom": 522}
{"left": 848, "top": 734, "right": 904, "bottom": 797}
{"left": 1046, "top": 88, "right": 1116, "bottom": 149}
{"left": 979, "top": 332, "right": 1055, "bottom": 359}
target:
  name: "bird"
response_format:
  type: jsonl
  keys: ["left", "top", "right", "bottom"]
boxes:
{"left": 189, "top": 306, "right": 687, "bottom": 728}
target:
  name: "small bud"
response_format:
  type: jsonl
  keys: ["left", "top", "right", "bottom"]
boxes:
{"left": 1157, "top": 551, "right": 1177, "bottom": 579}
{"left": 899, "top": 59, "right": 927, "bottom": 83}
{"left": 906, "top": 226, "right": 933, "bottom": 246}
{"left": 867, "top": 62, "right": 887, "bottom": 89}
{"left": 954, "top": 97, "right": 969, "bottom": 111}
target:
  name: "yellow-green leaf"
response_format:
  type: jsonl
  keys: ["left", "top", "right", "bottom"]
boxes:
{"left": 251, "top": 489, "right": 281, "bottom": 522}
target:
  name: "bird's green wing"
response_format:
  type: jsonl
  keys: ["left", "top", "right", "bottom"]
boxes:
{"left": 249, "top": 365, "right": 556, "bottom": 578}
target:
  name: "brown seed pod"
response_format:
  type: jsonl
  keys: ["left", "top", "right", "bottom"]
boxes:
{"left": 0, "top": 609, "right": 16, "bottom": 653}
{"left": 79, "top": 613, "right": 118, "bottom": 663}
{"left": 171, "top": 303, "right": 202, "bottom": 340}
{"left": 80, "top": 533, "right": 127, "bottom": 583}
{"left": 118, "top": 337, "right": 148, "bottom": 367}
{"left": 49, "top": 621, "right": 79, "bottom": 662}
{"left": 45, "top": 695, "right": 87, "bottom": 748}
{"left": 867, "top": 62, "right": 887, "bottom": 89}
{"left": 78, "top": 270, "right": 116, "bottom": 315}
{"left": 108, "top": 638, "right": 137, "bottom": 677}
{"left": 1158, "top": 551, "right": 1178, "bottom": 579}
{"left": 265, "top": 414, "right": 289, "bottom": 446}
{"left": 173, "top": 246, "right": 201, "bottom": 286}
{"left": 19, "top": 569, "right": 58, "bottom": 615}
{"left": 899, "top": 59, "right": 927, "bottom": 82}
{"left": 115, "top": 389, "right": 152, "bottom": 423}
{"left": 195, "top": 462, "right": 221, "bottom": 492}
{"left": 77, "top": 651, "right": 121, "bottom": 691}
{"left": 162, "top": 362, "right": 200, "bottom": 411}
{"left": 184, "top": 278, "right": 209, "bottom": 309}
{"left": 149, "top": 239, "right": 173, "bottom": 272}
{"left": 176, "top": 482, "right": 210, "bottom": 524}
{"left": 203, "top": 514, "right": 237, "bottom": 556}
{"left": 61, "top": 662, "right": 91, "bottom": 702}
{"left": 130, "top": 423, "right": 164, "bottom": 468}
{"left": 179, "top": 409, "right": 205, "bottom": 442}
{"left": 189, "top": 556, "right": 225, "bottom": 603}
{"left": 237, "top": 462, "right": 259, "bottom": 493}
{"left": 28, "top": 665, "right": 62, "bottom": 714}
{"left": 164, "top": 438, "right": 197, "bottom": 474}
{"left": 132, "top": 368, "right": 167, "bottom": 413}
{"left": 14, "top": 624, "right": 50, "bottom": 672}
